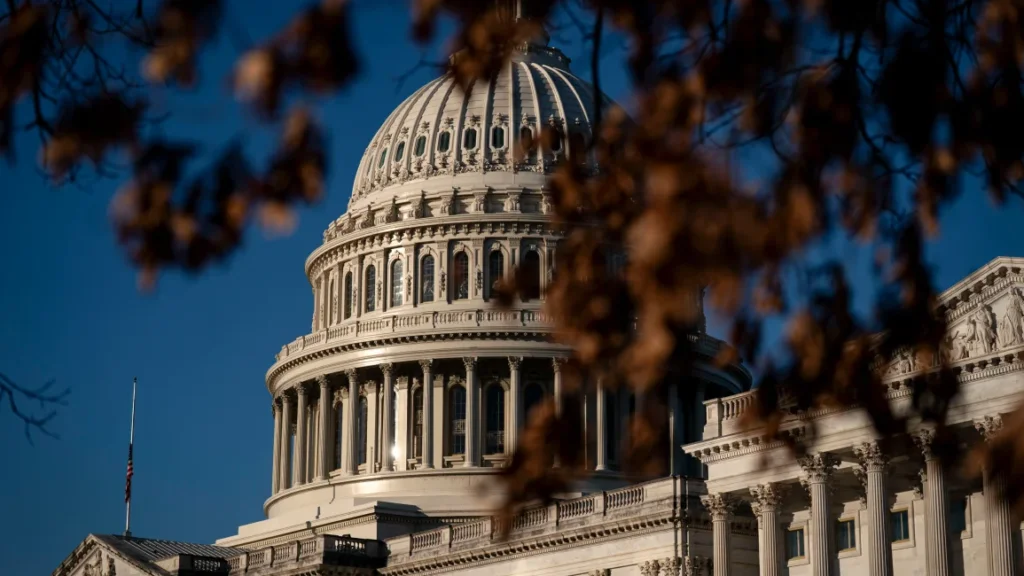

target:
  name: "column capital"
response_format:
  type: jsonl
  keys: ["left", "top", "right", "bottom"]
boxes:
{"left": 974, "top": 415, "right": 1003, "bottom": 440}
{"left": 333, "top": 387, "right": 347, "bottom": 405}
{"left": 345, "top": 368, "right": 358, "bottom": 382}
{"left": 508, "top": 356, "right": 523, "bottom": 370}
{"left": 683, "top": 556, "right": 711, "bottom": 576}
{"left": 552, "top": 357, "right": 565, "bottom": 373}
{"left": 913, "top": 428, "right": 938, "bottom": 460}
{"left": 316, "top": 374, "right": 330, "bottom": 389}
{"left": 380, "top": 363, "right": 394, "bottom": 378}
{"left": 798, "top": 452, "right": 839, "bottom": 484}
{"left": 295, "top": 383, "right": 309, "bottom": 397}
{"left": 359, "top": 381, "right": 377, "bottom": 396}
{"left": 462, "top": 356, "right": 478, "bottom": 371}
{"left": 854, "top": 441, "right": 888, "bottom": 472}
{"left": 749, "top": 483, "right": 786, "bottom": 515}
{"left": 418, "top": 358, "right": 433, "bottom": 371}
{"left": 281, "top": 391, "right": 294, "bottom": 404}
{"left": 639, "top": 560, "right": 661, "bottom": 576}
{"left": 657, "top": 557, "right": 680, "bottom": 576}
{"left": 701, "top": 493, "right": 736, "bottom": 520}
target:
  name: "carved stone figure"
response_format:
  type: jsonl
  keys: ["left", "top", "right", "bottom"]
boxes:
{"left": 439, "top": 270, "right": 447, "bottom": 294}
{"left": 476, "top": 268, "right": 483, "bottom": 293}
{"left": 1005, "top": 288, "right": 1024, "bottom": 346}
{"left": 976, "top": 306, "right": 997, "bottom": 353}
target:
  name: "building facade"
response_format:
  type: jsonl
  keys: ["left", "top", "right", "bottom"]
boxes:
{"left": 50, "top": 10, "right": 1024, "bottom": 576}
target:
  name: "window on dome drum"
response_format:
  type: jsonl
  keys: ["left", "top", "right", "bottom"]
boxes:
{"left": 523, "top": 383, "right": 545, "bottom": 420}
{"left": 414, "top": 135, "right": 426, "bottom": 157}
{"left": 485, "top": 384, "right": 505, "bottom": 454}
{"left": 378, "top": 148, "right": 388, "bottom": 169}
{"left": 891, "top": 510, "right": 910, "bottom": 542}
{"left": 463, "top": 128, "right": 478, "bottom": 150}
{"left": 786, "top": 528, "right": 806, "bottom": 560}
{"left": 488, "top": 250, "right": 504, "bottom": 294}
{"left": 365, "top": 265, "right": 376, "bottom": 312}
{"left": 449, "top": 385, "right": 467, "bottom": 455}
{"left": 420, "top": 255, "right": 435, "bottom": 302}
{"left": 550, "top": 129, "right": 563, "bottom": 153}
{"left": 333, "top": 407, "right": 343, "bottom": 470}
{"left": 520, "top": 126, "right": 535, "bottom": 159}
{"left": 604, "top": 389, "right": 617, "bottom": 463}
{"left": 569, "top": 132, "right": 586, "bottom": 165}
{"left": 438, "top": 131, "right": 451, "bottom": 153}
{"left": 357, "top": 396, "right": 368, "bottom": 466}
{"left": 836, "top": 518, "right": 856, "bottom": 552}
{"left": 453, "top": 252, "right": 469, "bottom": 300}
{"left": 491, "top": 126, "right": 505, "bottom": 149}
{"left": 394, "top": 141, "right": 406, "bottom": 162}
{"left": 391, "top": 260, "right": 403, "bottom": 307}
{"left": 343, "top": 272, "right": 353, "bottom": 319}
{"left": 521, "top": 251, "right": 541, "bottom": 300}
{"left": 411, "top": 387, "right": 423, "bottom": 458}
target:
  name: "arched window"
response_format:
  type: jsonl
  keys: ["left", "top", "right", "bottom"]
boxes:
{"left": 489, "top": 250, "right": 504, "bottom": 294}
{"left": 438, "top": 131, "right": 451, "bottom": 153}
{"left": 378, "top": 148, "right": 388, "bottom": 168}
{"left": 449, "top": 385, "right": 467, "bottom": 455}
{"left": 604, "top": 389, "right": 617, "bottom": 464}
{"left": 453, "top": 252, "right": 469, "bottom": 300}
{"left": 463, "top": 128, "right": 478, "bottom": 150}
{"left": 343, "top": 272, "right": 353, "bottom": 319}
{"left": 357, "top": 396, "right": 368, "bottom": 466}
{"left": 520, "top": 126, "right": 535, "bottom": 159}
{"left": 569, "top": 132, "right": 586, "bottom": 165}
{"left": 414, "top": 135, "right": 427, "bottom": 156}
{"left": 391, "top": 260, "right": 403, "bottom": 307}
{"left": 521, "top": 251, "right": 541, "bottom": 300}
{"left": 412, "top": 387, "right": 423, "bottom": 458}
{"left": 333, "top": 405, "right": 343, "bottom": 470}
{"left": 365, "top": 265, "right": 376, "bottom": 312}
{"left": 485, "top": 385, "right": 505, "bottom": 454}
{"left": 523, "top": 383, "right": 545, "bottom": 421}
{"left": 491, "top": 126, "right": 506, "bottom": 149}
{"left": 394, "top": 141, "right": 406, "bottom": 162}
{"left": 549, "top": 129, "right": 563, "bottom": 153}
{"left": 421, "top": 255, "right": 435, "bottom": 302}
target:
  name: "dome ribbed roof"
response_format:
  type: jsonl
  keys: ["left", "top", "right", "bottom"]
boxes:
{"left": 348, "top": 44, "right": 608, "bottom": 211}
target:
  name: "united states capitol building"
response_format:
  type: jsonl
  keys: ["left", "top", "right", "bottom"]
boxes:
{"left": 53, "top": 10, "right": 1024, "bottom": 576}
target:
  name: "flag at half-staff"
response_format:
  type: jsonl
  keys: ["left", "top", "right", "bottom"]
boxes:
{"left": 124, "top": 377, "right": 137, "bottom": 537}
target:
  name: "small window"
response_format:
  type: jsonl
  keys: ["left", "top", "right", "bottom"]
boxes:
{"left": 421, "top": 255, "right": 435, "bottom": 302}
{"left": 391, "top": 260, "right": 403, "bottom": 307}
{"left": 520, "top": 126, "right": 535, "bottom": 158}
{"left": 463, "top": 128, "right": 478, "bottom": 150}
{"left": 488, "top": 250, "right": 504, "bottom": 292}
{"left": 414, "top": 135, "right": 427, "bottom": 156}
{"left": 569, "top": 132, "right": 586, "bottom": 164}
{"left": 521, "top": 250, "right": 541, "bottom": 300}
{"left": 837, "top": 519, "right": 856, "bottom": 551}
{"left": 438, "top": 131, "right": 451, "bottom": 152}
{"left": 549, "top": 129, "right": 563, "bottom": 152}
{"left": 491, "top": 126, "right": 506, "bottom": 149}
{"left": 950, "top": 497, "right": 968, "bottom": 533}
{"left": 786, "top": 528, "right": 806, "bottom": 560}
{"left": 891, "top": 510, "right": 910, "bottom": 542}
{"left": 365, "top": 265, "right": 377, "bottom": 313}
{"left": 378, "top": 148, "right": 388, "bottom": 168}
{"left": 449, "top": 385, "right": 467, "bottom": 454}
{"left": 453, "top": 252, "right": 469, "bottom": 300}
{"left": 394, "top": 141, "right": 406, "bottom": 162}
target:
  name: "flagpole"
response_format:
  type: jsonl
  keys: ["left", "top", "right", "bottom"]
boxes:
{"left": 125, "top": 377, "right": 137, "bottom": 538}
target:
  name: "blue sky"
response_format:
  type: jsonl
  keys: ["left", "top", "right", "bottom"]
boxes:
{"left": 1, "top": 3, "right": 1023, "bottom": 575}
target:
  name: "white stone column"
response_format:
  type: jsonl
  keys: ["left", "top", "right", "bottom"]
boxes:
{"left": 508, "top": 357, "right": 522, "bottom": 453}
{"left": 552, "top": 358, "right": 564, "bottom": 416}
{"left": 464, "top": 357, "right": 479, "bottom": 467}
{"left": 294, "top": 385, "right": 309, "bottom": 486}
{"left": 316, "top": 376, "right": 332, "bottom": 481}
{"left": 419, "top": 360, "right": 434, "bottom": 469}
{"left": 976, "top": 416, "right": 1015, "bottom": 576}
{"left": 381, "top": 363, "right": 395, "bottom": 472}
{"left": 750, "top": 484, "right": 785, "bottom": 576}
{"left": 854, "top": 442, "right": 892, "bottom": 576}
{"left": 279, "top": 393, "right": 293, "bottom": 489}
{"left": 595, "top": 378, "right": 607, "bottom": 471}
{"left": 395, "top": 376, "right": 410, "bottom": 471}
{"left": 915, "top": 429, "right": 950, "bottom": 576}
{"left": 799, "top": 453, "right": 838, "bottom": 576}
{"left": 271, "top": 400, "right": 282, "bottom": 494}
{"left": 365, "top": 380, "right": 379, "bottom": 472}
{"left": 345, "top": 369, "right": 358, "bottom": 476}
{"left": 701, "top": 493, "right": 734, "bottom": 576}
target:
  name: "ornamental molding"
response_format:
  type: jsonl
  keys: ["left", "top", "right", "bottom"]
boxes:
{"left": 749, "top": 483, "right": 786, "bottom": 516}
{"left": 974, "top": 414, "right": 1004, "bottom": 440}
{"left": 798, "top": 453, "right": 839, "bottom": 483}
{"left": 700, "top": 493, "right": 735, "bottom": 520}
{"left": 853, "top": 441, "right": 888, "bottom": 472}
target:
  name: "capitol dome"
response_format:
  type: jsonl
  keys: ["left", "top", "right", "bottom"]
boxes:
{"left": 222, "top": 28, "right": 751, "bottom": 547}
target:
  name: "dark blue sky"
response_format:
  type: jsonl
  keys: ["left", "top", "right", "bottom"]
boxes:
{"left": 1, "top": 4, "right": 1022, "bottom": 575}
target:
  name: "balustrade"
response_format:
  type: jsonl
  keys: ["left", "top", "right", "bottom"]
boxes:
{"left": 606, "top": 485, "right": 644, "bottom": 510}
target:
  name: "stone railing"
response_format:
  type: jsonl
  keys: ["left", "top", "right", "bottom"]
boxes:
{"left": 275, "top": 308, "right": 554, "bottom": 362}
{"left": 225, "top": 535, "right": 386, "bottom": 573}
{"left": 153, "top": 554, "right": 230, "bottom": 574}
{"left": 386, "top": 477, "right": 697, "bottom": 563}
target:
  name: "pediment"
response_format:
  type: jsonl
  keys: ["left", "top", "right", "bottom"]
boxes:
{"left": 53, "top": 536, "right": 158, "bottom": 576}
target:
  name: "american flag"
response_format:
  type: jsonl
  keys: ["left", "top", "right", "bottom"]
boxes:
{"left": 125, "top": 443, "right": 134, "bottom": 503}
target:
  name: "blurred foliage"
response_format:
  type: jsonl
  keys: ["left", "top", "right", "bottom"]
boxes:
{"left": 5, "top": 0, "right": 1024, "bottom": 521}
